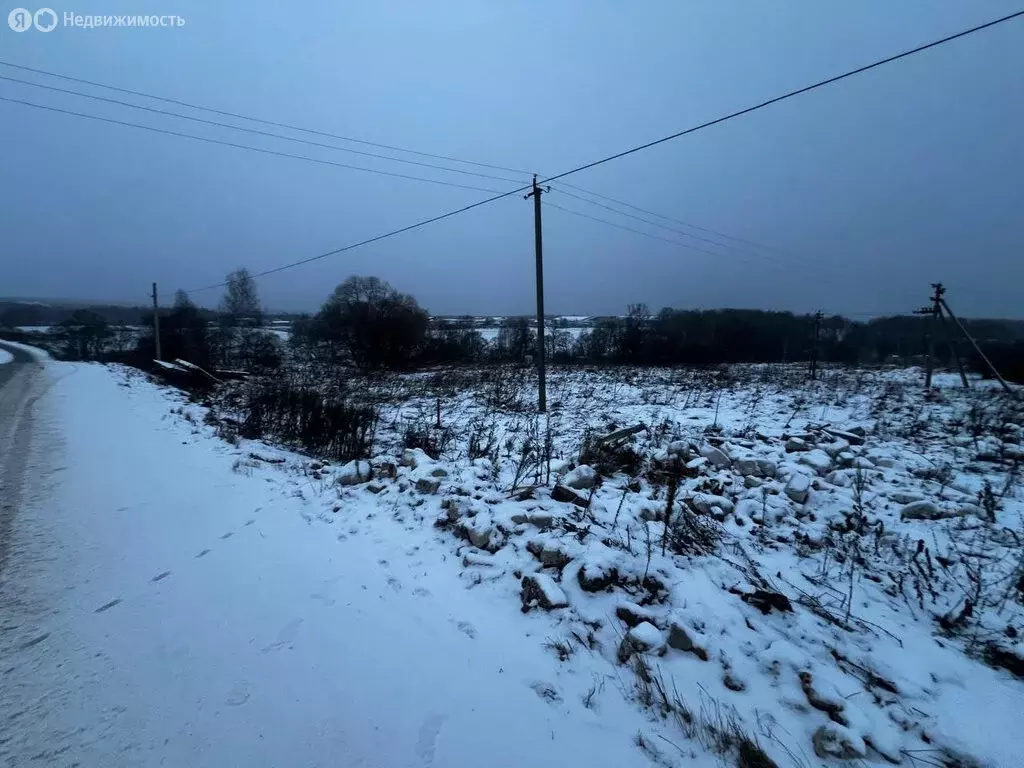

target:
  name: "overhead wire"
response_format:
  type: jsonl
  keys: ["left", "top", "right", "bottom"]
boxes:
{"left": 556, "top": 181, "right": 793, "bottom": 256}
{"left": 0, "top": 59, "right": 848, "bottom": 259}
{"left": 533, "top": 10, "right": 1024, "bottom": 188}
{"left": 541, "top": 200, "right": 811, "bottom": 279}
{"left": 187, "top": 8, "right": 1024, "bottom": 291}
{"left": 549, "top": 185, "right": 817, "bottom": 271}
{"left": 0, "top": 59, "right": 534, "bottom": 177}
{"left": 0, "top": 61, "right": 799, "bottom": 260}
{"left": 0, "top": 73, "right": 528, "bottom": 185}
{"left": 0, "top": 96, "right": 509, "bottom": 195}
{"left": 3, "top": 10, "right": 1019, "bottom": 292}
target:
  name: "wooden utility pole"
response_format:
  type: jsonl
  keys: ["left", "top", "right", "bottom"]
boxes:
{"left": 913, "top": 284, "right": 942, "bottom": 389}
{"left": 525, "top": 175, "right": 549, "bottom": 413}
{"left": 151, "top": 282, "right": 162, "bottom": 361}
{"left": 940, "top": 293, "right": 1012, "bottom": 393}
{"left": 809, "top": 311, "right": 823, "bottom": 381}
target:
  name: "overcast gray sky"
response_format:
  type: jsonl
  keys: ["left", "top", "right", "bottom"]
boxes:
{"left": 2, "top": 1, "right": 1022, "bottom": 317}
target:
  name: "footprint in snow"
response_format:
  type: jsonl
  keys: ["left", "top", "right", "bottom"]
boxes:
{"left": 386, "top": 576, "right": 402, "bottom": 593}
{"left": 260, "top": 618, "right": 303, "bottom": 653}
{"left": 151, "top": 570, "right": 171, "bottom": 583}
{"left": 529, "top": 681, "right": 561, "bottom": 703}
{"left": 454, "top": 621, "right": 477, "bottom": 639}
{"left": 195, "top": 548, "right": 211, "bottom": 558}
{"left": 415, "top": 713, "right": 446, "bottom": 766}
{"left": 220, "top": 531, "right": 234, "bottom": 539}
{"left": 413, "top": 587, "right": 432, "bottom": 598}
{"left": 225, "top": 681, "right": 250, "bottom": 706}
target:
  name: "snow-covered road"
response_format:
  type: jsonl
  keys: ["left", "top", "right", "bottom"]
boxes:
{"left": 0, "top": 361, "right": 654, "bottom": 767}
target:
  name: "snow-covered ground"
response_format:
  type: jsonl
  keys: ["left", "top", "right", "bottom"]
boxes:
{"left": 4, "top": 359, "right": 1023, "bottom": 767}
{"left": 0, "top": 349, "right": 11, "bottom": 364}
{"left": 1, "top": 361, "right": 663, "bottom": 767}
{"left": 210, "top": 363, "right": 1024, "bottom": 767}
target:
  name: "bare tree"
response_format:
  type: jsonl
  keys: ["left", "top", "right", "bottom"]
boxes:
{"left": 219, "top": 268, "right": 261, "bottom": 327}
{"left": 173, "top": 289, "right": 195, "bottom": 310}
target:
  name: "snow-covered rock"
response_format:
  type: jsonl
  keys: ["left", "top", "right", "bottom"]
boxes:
{"left": 821, "top": 438, "right": 850, "bottom": 458}
{"left": 577, "top": 560, "right": 618, "bottom": 592}
{"left": 548, "top": 458, "right": 571, "bottom": 476}
{"left": 785, "top": 473, "right": 810, "bottom": 504}
{"left": 617, "top": 622, "right": 664, "bottom": 662}
{"left": 415, "top": 477, "right": 441, "bottom": 495}
{"left": 689, "top": 493, "right": 735, "bottom": 517}
{"left": 667, "top": 621, "right": 708, "bottom": 660}
{"left": 812, "top": 723, "right": 867, "bottom": 760}
{"left": 563, "top": 464, "right": 598, "bottom": 490}
{"left": 890, "top": 491, "right": 924, "bottom": 504}
{"left": 899, "top": 500, "right": 942, "bottom": 520}
{"left": 798, "top": 449, "right": 832, "bottom": 473}
{"left": 616, "top": 601, "right": 658, "bottom": 628}
{"left": 699, "top": 445, "right": 732, "bottom": 468}
{"left": 785, "top": 437, "right": 810, "bottom": 453}
{"left": 370, "top": 455, "right": 398, "bottom": 479}
{"left": 521, "top": 573, "right": 568, "bottom": 611}
{"left": 399, "top": 448, "right": 432, "bottom": 468}
{"left": 336, "top": 460, "right": 372, "bottom": 486}
{"left": 527, "top": 510, "right": 555, "bottom": 529}
{"left": 527, "top": 540, "right": 572, "bottom": 569}
{"left": 465, "top": 522, "right": 492, "bottom": 550}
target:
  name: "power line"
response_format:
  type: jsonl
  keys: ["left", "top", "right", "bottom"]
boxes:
{"left": 0, "top": 96, "right": 509, "bottom": 195}
{"left": 536, "top": 10, "right": 1024, "bottom": 186}
{"left": 189, "top": 10, "right": 1024, "bottom": 292}
{"left": 550, "top": 185, "right": 817, "bottom": 271}
{"left": 542, "top": 200, "right": 755, "bottom": 263}
{"left": 0, "top": 60, "right": 798, "bottom": 258}
{"left": 0, "top": 73, "right": 527, "bottom": 185}
{"left": 188, "top": 186, "right": 531, "bottom": 291}
{"left": 16, "top": 10, "right": 1022, "bottom": 293}
{"left": 0, "top": 59, "right": 535, "bottom": 178}
{"left": 556, "top": 181, "right": 792, "bottom": 256}
{"left": 541, "top": 200, "right": 811, "bottom": 277}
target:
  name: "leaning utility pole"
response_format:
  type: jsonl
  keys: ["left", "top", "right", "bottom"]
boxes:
{"left": 151, "top": 282, "right": 162, "bottom": 361}
{"left": 931, "top": 283, "right": 969, "bottom": 389}
{"left": 939, "top": 291, "right": 1012, "bottom": 393}
{"left": 525, "top": 175, "right": 550, "bottom": 413}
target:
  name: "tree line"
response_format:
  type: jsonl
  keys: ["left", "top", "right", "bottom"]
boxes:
{"left": 3, "top": 272, "right": 1023, "bottom": 383}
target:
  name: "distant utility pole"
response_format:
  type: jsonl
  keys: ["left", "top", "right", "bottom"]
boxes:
{"left": 525, "top": 175, "right": 550, "bottom": 413}
{"left": 913, "top": 285, "right": 941, "bottom": 389}
{"left": 914, "top": 283, "right": 1011, "bottom": 393}
{"left": 151, "top": 282, "right": 162, "bottom": 361}
{"left": 809, "top": 311, "right": 823, "bottom": 381}
{"left": 931, "top": 283, "right": 970, "bottom": 389}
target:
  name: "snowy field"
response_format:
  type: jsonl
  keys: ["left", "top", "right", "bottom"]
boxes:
{"left": 6, "top": 358, "right": 1022, "bottom": 767}
{"left": 203, "top": 363, "right": 1023, "bottom": 767}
